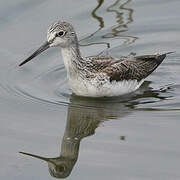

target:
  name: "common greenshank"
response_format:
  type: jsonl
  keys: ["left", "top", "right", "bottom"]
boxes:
{"left": 19, "top": 21, "right": 173, "bottom": 97}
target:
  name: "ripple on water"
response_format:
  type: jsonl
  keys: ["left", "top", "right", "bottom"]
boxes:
{"left": 0, "top": 61, "right": 179, "bottom": 112}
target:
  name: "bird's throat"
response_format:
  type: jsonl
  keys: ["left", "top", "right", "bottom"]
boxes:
{"left": 61, "top": 45, "right": 83, "bottom": 77}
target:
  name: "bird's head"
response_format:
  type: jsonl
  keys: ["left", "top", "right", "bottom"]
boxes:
{"left": 19, "top": 21, "right": 77, "bottom": 66}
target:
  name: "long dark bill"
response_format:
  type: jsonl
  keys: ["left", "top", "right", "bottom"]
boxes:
{"left": 19, "top": 41, "right": 50, "bottom": 66}
{"left": 19, "top": 151, "right": 56, "bottom": 165}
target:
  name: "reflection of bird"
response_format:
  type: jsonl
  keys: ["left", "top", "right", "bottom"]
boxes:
{"left": 19, "top": 95, "right": 131, "bottom": 178}
{"left": 19, "top": 21, "right": 173, "bottom": 97}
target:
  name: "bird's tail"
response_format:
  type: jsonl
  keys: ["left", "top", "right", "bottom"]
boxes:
{"left": 156, "top": 51, "right": 175, "bottom": 63}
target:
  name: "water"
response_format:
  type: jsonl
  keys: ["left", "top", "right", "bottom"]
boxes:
{"left": 0, "top": 0, "right": 180, "bottom": 179}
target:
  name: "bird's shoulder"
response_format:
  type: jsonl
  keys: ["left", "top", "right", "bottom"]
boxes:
{"left": 84, "top": 55, "right": 125, "bottom": 72}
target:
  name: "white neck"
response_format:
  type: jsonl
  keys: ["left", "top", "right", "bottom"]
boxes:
{"left": 61, "top": 45, "right": 82, "bottom": 72}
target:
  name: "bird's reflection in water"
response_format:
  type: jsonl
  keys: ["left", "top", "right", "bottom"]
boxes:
{"left": 20, "top": 95, "right": 132, "bottom": 178}
{"left": 20, "top": 81, "right": 172, "bottom": 179}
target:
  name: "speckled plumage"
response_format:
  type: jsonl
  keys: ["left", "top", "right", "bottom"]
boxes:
{"left": 19, "top": 21, "right": 172, "bottom": 97}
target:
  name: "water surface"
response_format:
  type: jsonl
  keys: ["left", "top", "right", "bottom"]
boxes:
{"left": 0, "top": 0, "right": 180, "bottom": 179}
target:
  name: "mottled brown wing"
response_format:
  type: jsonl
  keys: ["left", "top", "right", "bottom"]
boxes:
{"left": 102, "top": 53, "right": 167, "bottom": 82}
{"left": 85, "top": 56, "right": 124, "bottom": 73}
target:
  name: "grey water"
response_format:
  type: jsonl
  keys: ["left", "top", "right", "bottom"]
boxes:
{"left": 0, "top": 0, "right": 180, "bottom": 179}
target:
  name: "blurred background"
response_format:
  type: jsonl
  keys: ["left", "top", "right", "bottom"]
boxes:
{"left": 0, "top": 0, "right": 180, "bottom": 179}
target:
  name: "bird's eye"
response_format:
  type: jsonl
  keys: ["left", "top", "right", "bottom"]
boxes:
{"left": 57, "top": 31, "right": 65, "bottom": 37}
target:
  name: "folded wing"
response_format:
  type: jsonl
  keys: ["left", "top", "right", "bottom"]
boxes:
{"left": 102, "top": 53, "right": 167, "bottom": 82}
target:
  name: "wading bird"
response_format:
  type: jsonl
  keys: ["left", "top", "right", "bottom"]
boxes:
{"left": 19, "top": 21, "right": 173, "bottom": 97}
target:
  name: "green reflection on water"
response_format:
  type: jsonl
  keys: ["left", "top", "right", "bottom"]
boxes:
{"left": 80, "top": 0, "right": 138, "bottom": 49}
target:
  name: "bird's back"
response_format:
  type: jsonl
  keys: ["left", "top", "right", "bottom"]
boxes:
{"left": 85, "top": 53, "right": 169, "bottom": 83}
